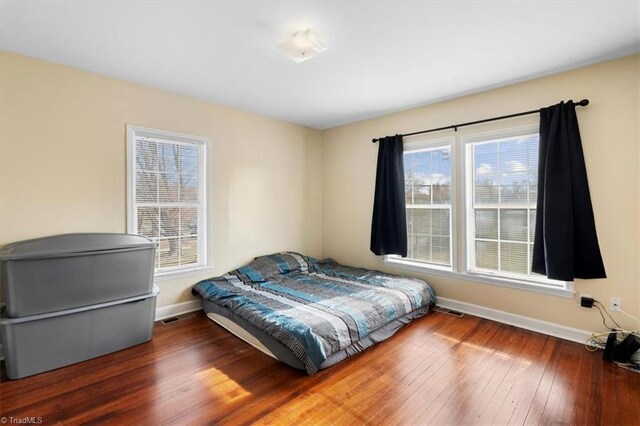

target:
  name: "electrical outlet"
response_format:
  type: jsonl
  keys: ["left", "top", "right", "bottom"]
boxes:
{"left": 579, "top": 293, "right": 594, "bottom": 308}
{"left": 610, "top": 296, "right": 622, "bottom": 312}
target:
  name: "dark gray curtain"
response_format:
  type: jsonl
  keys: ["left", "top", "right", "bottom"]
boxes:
{"left": 531, "top": 101, "right": 606, "bottom": 281}
{"left": 370, "top": 135, "right": 407, "bottom": 257}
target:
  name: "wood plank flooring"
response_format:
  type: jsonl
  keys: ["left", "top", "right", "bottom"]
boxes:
{"left": 1, "top": 311, "right": 638, "bottom": 425}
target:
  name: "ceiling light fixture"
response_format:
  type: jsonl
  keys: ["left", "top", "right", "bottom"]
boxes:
{"left": 277, "top": 29, "right": 327, "bottom": 63}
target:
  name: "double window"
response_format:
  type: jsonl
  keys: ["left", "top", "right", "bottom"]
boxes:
{"left": 127, "top": 125, "right": 210, "bottom": 278}
{"left": 388, "top": 126, "right": 571, "bottom": 296}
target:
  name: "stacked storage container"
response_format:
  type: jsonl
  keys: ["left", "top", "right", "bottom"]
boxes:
{"left": 0, "top": 233, "right": 158, "bottom": 379}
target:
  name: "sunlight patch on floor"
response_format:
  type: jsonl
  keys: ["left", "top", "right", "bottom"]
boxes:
{"left": 434, "top": 332, "right": 532, "bottom": 365}
{"left": 197, "top": 366, "right": 252, "bottom": 403}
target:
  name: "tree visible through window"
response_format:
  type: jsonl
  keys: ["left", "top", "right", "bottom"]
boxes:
{"left": 127, "top": 126, "right": 208, "bottom": 276}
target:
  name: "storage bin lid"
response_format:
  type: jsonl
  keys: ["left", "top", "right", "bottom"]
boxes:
{"left": 0, "top": 233, "right": 156, "bottom": 261}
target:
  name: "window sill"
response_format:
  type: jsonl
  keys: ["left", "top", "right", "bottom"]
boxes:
{"left": 154, "top": 265, "right": 215, "bottom": 282}
{"left": 383, "top": 257, "right": 574, "bottom": 299}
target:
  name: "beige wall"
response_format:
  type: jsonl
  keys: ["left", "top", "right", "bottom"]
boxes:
{"left": 2, "top": 50, "right": 638, "bottom": 333}
{"left": 0, "top": 51, "right": 323, "bottom": 307}
{"left": 321, "top": 54, "right": 640, "bottom": 332}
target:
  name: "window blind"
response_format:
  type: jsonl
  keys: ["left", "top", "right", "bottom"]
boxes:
{"left": 469, "top": 134, "right": 561, "bottom": 285}
{"left": 134, "top": 136, "right": 203, "bottom": 272}
{"left": 404, "top": 145, "right": 452, "bottom": 266}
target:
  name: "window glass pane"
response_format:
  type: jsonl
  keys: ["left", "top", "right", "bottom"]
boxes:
{"left": 500, "top": 242, "right": 528, "bottom": 274}
{"left": 528, "top": 179, "right": 538, "bottom": 205}
{"left": 433, "top": 185, "right": 450, "bottom": 204}
{"left": 180, "top": 207, "right": 198, "bottom": 236}
{"left": 159, "top": 172, "right": 180, "bottom": 202}
{"left": 180, "top": 145, "right": 198, "bottom": 173}
{"left": 529, "top": 210, "right": 536, "bottom": 241}
{"left": 431, "top": 209, "right": 450, "bottom": 237}
{"left": 160, "top": 207, "right": 180, "bottom": 238}
{"left": 413, "top": 235, "right": 430, "bottom": 262}
{"left": 475, "top": 241, "right": 498, "bottom": 270}
{"left": 159, "top": 238, "right": 180, "bottom": 268}
{"left": 158, "top": 143, "right": 179, "bottom": 173}
{"left": 474, "top": 142, "right": 499, "bottom": 204}
{"left": 500, "top": 209, "right": 528, "bottom": 242}
{"left": 413, "top": 150, "right": 431, "bottom": 179}
{"left": 406, "top": 233, "right": 416, "bottom": 259}
{"left": 406, "top": 208, "right": 414, "bottom": 235}
{"left": 499, "top": 139, "right": 528, "bottom": 204}
{"left": 475, "top": 209, "right": 498, "bottom": 239}
{"left": 432, "top": 236, "right": 450, "bottom": 264}
{"left": 474, "top": 185, "right": 499, "bottom": 204}
{"left": 411, "top": 150, "right": 432, "bottom": 206}
{"left": 413, "top": 208, "right": 430, "bottom": 235}
{"left": 528, "top": 137, "right": 539, "bottom": 204}
{"left": 404, "top": 152, "right": 414, "bottom": 181}
{"left": 180, "top": 236, "right": 198, "bottom": 265}
{"left": 137, "top": 207, "right": 159, "bottom": 239}
{"left": 180, "top": 172, "right": 199, "bottom": 202}
{"left": 136, "top": 139, "right": 157, "bottom": 171}
{"left": 432, "top": 147, "right": 451, "bottom": 204}
{"left": 414, "top": 185, "right": 431, "bottom": 205}
{"left": 136, "top": 171, "right": 157, "bottom": 202}
{"left": 500, "top": 185, "right": 528, "bottom": 204}
{"left": 180, "top": 146, "right": 199, "bottom": 202}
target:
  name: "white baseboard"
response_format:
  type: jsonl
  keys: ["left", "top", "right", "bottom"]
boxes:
{"left": 155, "top": 299, "right": 203, "bottom": 321}
{"left": 436, "top": 296, "right": 592, "bottom": 345}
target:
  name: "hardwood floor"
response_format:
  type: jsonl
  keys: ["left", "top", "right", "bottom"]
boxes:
{"left": 1, "top": 311, "right": 638, "bottom": 425}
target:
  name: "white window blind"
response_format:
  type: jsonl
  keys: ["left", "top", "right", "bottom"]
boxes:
{"left": 127, "top": 126, "right": 209, "bottom": 277}
{"left": 403, "top": 145, "right": 452, "bottom": 267}
{"left": 466, "top": 133, "right": 563, "bottom": 287}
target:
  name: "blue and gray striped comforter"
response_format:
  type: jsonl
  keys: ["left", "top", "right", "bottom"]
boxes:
{"left": 192, "top": 252, "right": 436, "bottom": 374}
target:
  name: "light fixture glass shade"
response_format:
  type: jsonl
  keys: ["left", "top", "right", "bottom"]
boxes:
{"left": 277, "top": 29, "right": 327, "bottom": 63}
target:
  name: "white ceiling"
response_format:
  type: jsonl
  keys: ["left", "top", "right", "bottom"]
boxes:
{"left": 1, "top": 1, "right": 639, "bottom": 129}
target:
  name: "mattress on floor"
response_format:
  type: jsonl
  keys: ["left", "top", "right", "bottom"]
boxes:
{"left": 192, "top": 252, "right": 436, "bottom": 375}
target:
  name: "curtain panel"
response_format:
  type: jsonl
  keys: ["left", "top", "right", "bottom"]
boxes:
{"left": 370, "top": 135, "right": 407, "bottom": 257}
{"left": 532, "top": 101, "right": 606, "bottom": 281}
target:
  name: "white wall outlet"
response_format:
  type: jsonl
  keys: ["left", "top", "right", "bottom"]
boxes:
{"left": 610, "top": 296, "right": 622, "bottom": 312}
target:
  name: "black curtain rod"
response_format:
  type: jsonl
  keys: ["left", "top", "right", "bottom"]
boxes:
{"left": 371, "top": 99, "right": 589, "bottom": 143}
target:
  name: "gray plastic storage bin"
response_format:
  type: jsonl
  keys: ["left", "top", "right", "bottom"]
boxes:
{"left": 0, "top": 286, "right": 158, "bottom": 379}
{"left": 0, "top": 233, "right": 156, "bottom": 317}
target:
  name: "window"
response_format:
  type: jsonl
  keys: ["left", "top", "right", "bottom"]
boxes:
{"left": 385, "top": 126, "right": 572, "bottom": 297}
{"left": 403, "top": 142, "right": 452, "bottom": 268}
{"left": 127, "top": 125, "right": 210, "bottom": 278}
{"left": 465, "top": 132, "right": 562, "bottom": 287}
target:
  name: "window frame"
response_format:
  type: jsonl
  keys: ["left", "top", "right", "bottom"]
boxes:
{"left": 126, "top": 124, "right": 212, "bottom": 280}
{"left": 384, "top": 124, "right": 574, "bottom": 298}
